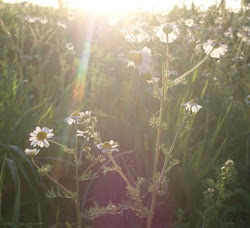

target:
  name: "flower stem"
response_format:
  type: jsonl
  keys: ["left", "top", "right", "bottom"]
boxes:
{"left": 171, "top": 53, "right": 210, "bottom": 86}
{"left": 107, "top": 152, "right": 147, "bottom": 216}
{"left": 74, "top": 125, "right": 82, "bottom": 228}
{"left": 147, "top": 39, "right": 169, "bottom": 228}
{"left": 107, "top": 152, "right": 133, "bottom": 189}
{"left": 48, "top": 139, "right": 65, "bottom": 148}
{"left": 157, "top": 121, "right": 184, "bottom": 190}
{"left": 31, "top": 158, "right": 71, "bottom": 196}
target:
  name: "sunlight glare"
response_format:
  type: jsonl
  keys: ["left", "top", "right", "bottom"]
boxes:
{"left": 3, "top": 0, "right": 242, "bottom": 13}
{"left": 68, "top": 0, "right": 181, "bottom": 13}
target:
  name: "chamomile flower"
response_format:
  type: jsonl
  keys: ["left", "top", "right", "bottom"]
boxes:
{"left": 81, "top": 111, "right": 93, "bottom": 124}
{"left": 121, "top": 24, "right": 148, "bottom": 43}
{"left": 185, "top": 19, "right": 194, "bottom": 27}
{"left": 77, "top": 130, "right": 90, "bottom": 141}
{"left": 142, "top": 72, "right": 160, "bottom": 84}
{"left": 203, "top": 40, "right": 228, "bottom": 58}
{"left": 154, "top": 24, "right": 179, "bottom": 43}
{"left": 25, "top": 148, "right": 40, "bottom": 156}
{"left": 65, "top": 43, "right": 74, "bottom": 51}
{"left": 64, "top": 111, "right": 85, "bottom": 125}
{"left": 97, "top": 140, "right": 119, "bottom": 153}
{"left": 181, "top": 99, "right": 202, "bottom": 113}
{"left": 23, "top": 16, "right": 37, "bottom": 23}
{"left": 224, "top": 27, "right": 234, "bottom": 38}
{"left": 29, "top": 127, "right": 54, "bottom": 148}
{"left": 36, "top": 17, "right": 48, "bottom": 24}
{"left": 57, "top": 21, "right": 66, "bottom": 28}
{"left": 127, "top": 47, "right": 152, "bottom": 75}
{"left": 245, "top": 95, "right": 250, "bottom": 105}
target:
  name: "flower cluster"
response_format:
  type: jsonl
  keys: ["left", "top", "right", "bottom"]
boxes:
{"left": 23, "top": 16, "right": 48, "bottom": 24}
{"left": 25, "top": 111, "right": 98, "bottom": 156}
{"left": 25, "top": 127, "right": 54, "bottom": 156}
{"left": 64, "top": 111, "right": 94, "bottom": 126}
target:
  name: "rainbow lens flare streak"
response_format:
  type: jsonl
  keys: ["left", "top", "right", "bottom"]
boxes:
{"left": 72, "top": 13, "right": 96, "bottom": 107}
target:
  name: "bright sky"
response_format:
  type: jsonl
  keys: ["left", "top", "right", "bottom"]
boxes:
{"left": 3, "top": 0, "right": 242, "bottom": 12}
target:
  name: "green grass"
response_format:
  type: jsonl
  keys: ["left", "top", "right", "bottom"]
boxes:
{"left": 0, "top": 1, "right": 249, "bottom": 227}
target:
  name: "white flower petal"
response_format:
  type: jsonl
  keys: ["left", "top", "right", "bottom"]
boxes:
{"left": 31, "top": 140, "right": 38, "bottom": 147}
{"left": 97, "top": 144, "right": 102, "bottom": 149}
{"left": 36, "top": 126, "right": 41, "bottom": 132}
{"left": 44, "top": 140, "right": 49, "bottom": 147}
{"left": 29, "top": 136, "right": 37, "bottom": 141}
{"left": 47, "top": 133, "right": 54, "bottom": 138}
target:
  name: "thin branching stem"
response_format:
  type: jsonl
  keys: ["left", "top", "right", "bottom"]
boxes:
{"left": 82, "top": 160, "right": 99, "bottom": 176}
{"left": 147, "top": 39, "right": 169, "bottom": 228}
{"left": 74, "top": 125, "right": 82, "bottom": 228}
{"left": 157, "top": 121, "right": 184, "bottom": 190}
{"left": 31, "top": 158, "right": 71, "bottom": 195}
{"left": 107, "top": 152, "right": 133, "bottom": 189}
{"left": 171, "top": 53, "right": 211, "bottom": 86}
{"left": 107, "top": 152, "right": 147, "bottom": 215}
{"left": 48, "top": 139, "right": 64, "bottom": 148}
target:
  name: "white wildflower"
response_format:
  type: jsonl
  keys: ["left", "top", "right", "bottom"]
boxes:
{"left": 185, "top": 19, "right": 194, "bottom": 27}
{"left": 182, "top": 99, "right": 202, "bottom": 113}
{"left": 77, "top": 130, "right": 90, "bottom": 141}
{"left": 64, "top": 111, "right": 86, "bottom": 125}
{"left": 25, "top": 148, "right": 40, "bottom": 156}
{"left": 127, "top": 47, "right": 152, "bottom": 75}
{"left": 203, "top": 40, "right": 228, "bottom": 58}
{"left": 97, "top": 140, "right": 119, "bottom": 153}
{"left": 121, "top": 24, "right": 148, "bottom": 43}
{"left": 29, "top": 127, "right": 54, "bottom": 148}
{"left": 154, "top": 24, "right": 179, "bottom": 43}
{"left": 245, "top": 95, "right": 250, "bottom": 105}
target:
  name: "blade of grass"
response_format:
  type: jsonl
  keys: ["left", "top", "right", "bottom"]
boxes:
{"left": 0, "top": 153, "right": 7, "bottom": 222}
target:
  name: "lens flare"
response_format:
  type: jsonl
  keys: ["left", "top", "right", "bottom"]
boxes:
{"left": 72, "top": 14, "right": 96, "bottom": 107}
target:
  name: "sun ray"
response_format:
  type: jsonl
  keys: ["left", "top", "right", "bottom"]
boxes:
{"left": 72, "top": 13, "right": 96, "bottom": 107}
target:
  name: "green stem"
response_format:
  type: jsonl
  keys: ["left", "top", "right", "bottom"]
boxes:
{"left": 107, "top": 152, "right": 147, "bottom": 215}
{"left": 171, "top": 53, "right": 210, "bottom": 86}
{"left": 48, "top": 139, "right": 65, "bottom": 148}
{"left": 82, "top": 161, "right": 98, "bottom": 176}
{"left": 31, "top": 158, "right": 71, "bottom": 196}
{"left": 157, "top": 121, "right": 184, "bottom": 190}
{"left": 107, "top": 152, "right": 133, "bottom": 189}
{"left": 147, "top": 39, "right": 169, "bottom": 228}
{"left": 74, "top": 125, "right": 82, "bottom": 228}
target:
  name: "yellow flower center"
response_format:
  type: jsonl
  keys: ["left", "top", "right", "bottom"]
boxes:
{"left": 212, "top": 42, "right": 220, "bottom": 48}
{"left": 142, "top": 72, "right": 152, "bottom": 80}
{"left": 102, "top": 141, "right": 112, "bottom": 149}
{"left": 163, "top": 25, "right": 173, "bottom": 34}
{"left": 133, "top": 29, "right": 140, "bottom": 35}
{"left": 71, "top": 111, "right": 80, "bottom": 117}
{"left": 37, "top": 131, "right": 47, "bottom": 140}
{"left": 128, "top": 52, "right": 142, "bottom": 65}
